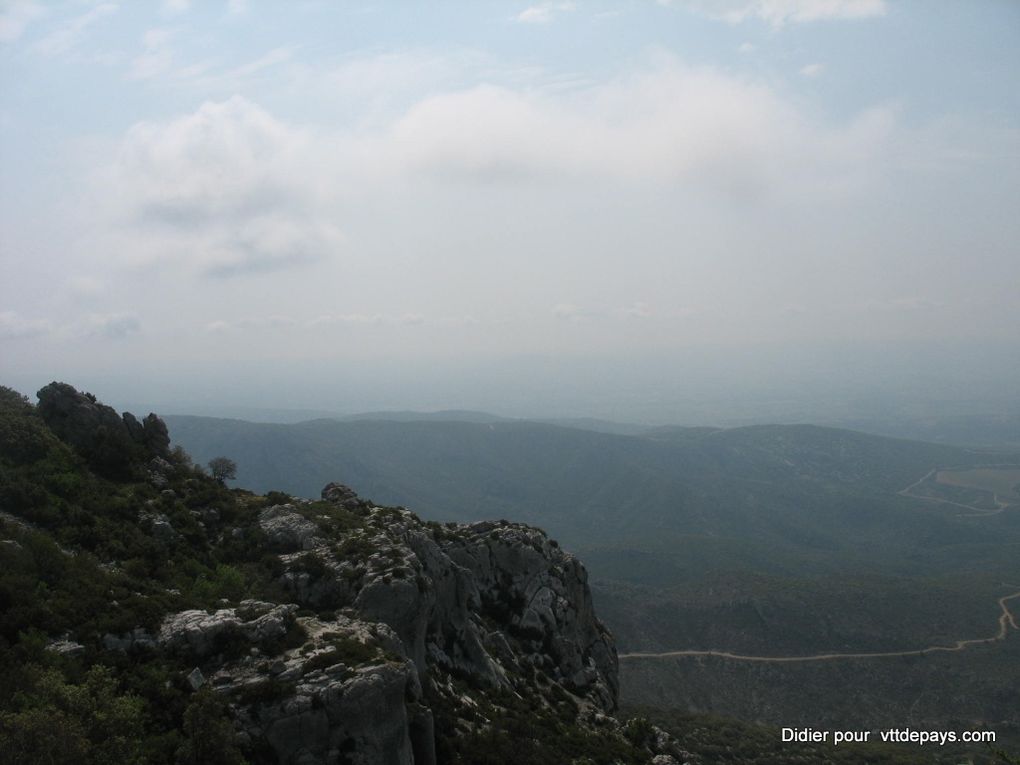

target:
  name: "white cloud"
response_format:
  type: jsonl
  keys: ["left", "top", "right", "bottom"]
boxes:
{"left": 620, "top": 302, "right": 653, "bottom": 319}
{"left": 517, "top": 7, "right": 552, "bottom": 24}
{"left": 226, "top": 0, "right": 247, "bottom": 16}
{"left": 676, "top": 0, "right": 886, "bottom": 26}
{"left": 162, "top": 0, "right": 190, "bottom": 14}
{"left": 0, "top": 0, "right": 43, "bottom": 42}
{"left": 208, "top": 313, "right": 429, "bottom": 333}
{"left": 84, "top": 56, "right": 897, "bottom": 296}
{"left": 800, "top": 62, "right": 824, "bottom": 77}
{"left": 0, "top": 310, "right": 52, "bottom": 339}
{"left": 128, "top": 27, "right": 175, "bottom": 80}
{"left": 553, "top": 303, "right": 588, "bottom": 320}
{"left": 0, "top": 310, "right": 141, "bottom": 340}
{"left": 227, "top": 46, "right": 292, "bottom": 79}
{"left": 515, "top": 2, "right": 575, "bottom": 24}
{"left": 101, "top": 96, "right": 341, "bottom": 278}
{"left": 81, "top": 312, "right": 141, "bottom": 339}
{"left": 388, "top": 58, "right": 894, "bottom": 197}
{"left": 65, "top": 275, "right": 106, "bottom": 297}
{"left": 33, "top": 2, "right": 117, "bottom": 56}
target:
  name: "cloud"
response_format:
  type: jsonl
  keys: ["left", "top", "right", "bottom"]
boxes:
{"left": 619, "top": 302, "right": 653, "bottom": 319}
{"left": 0, "top": 310, "right": 140, "bottom": 340}
{"left": 388, "top": 58, "right": 894, "bottom": 197}
{"left": 33, "top": 2, "right": 117, "bottom": 56}
{"left": 800, "top": 62, "right": 824, "bottom": 77}
{"left": 674, "top": 0, "right": 886, "bottom": 26}
{"left": 0, "top": 0, "right": 44, "bottom": 43}
{"left": 0, "top": 310, "right": 52, "bottom": 339}
{"left": 81, "top": 312, "right": 141, "bottom": 339}
{"left": 103, "top": 95, "right": 342, "bottom": 278}
{"left": 515, "top": 2, "right": 575, "bottom": 24}
{"left": 162, "top": 0, "right": 190, "bottom": 14}
{"left": 226, "top": 0, "right": 247, "bottom": 16}
{"left": 227, "top": 46, "right": 292, "bottom": 79}
{"left": 553, "top": 303, "right": 595, "bottom": 320}
{"left": 208, "top": 313, "right": 428, "bottom": 332}
{"left": 85, "top": 55, "right": 897, "bottom": 292}
{"left": 128, "top": 27, "right": 175, "bottom": 80}
{"left": 65, "top": 276, "right": 107, "bottom": 297}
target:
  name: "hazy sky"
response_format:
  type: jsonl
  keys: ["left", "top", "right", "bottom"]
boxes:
{"left": 1, "top": 1, "right": 1018, "bottom": 420}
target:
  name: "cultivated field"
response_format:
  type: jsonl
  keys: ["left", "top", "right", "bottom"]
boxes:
{"left": 936, "top": 467, "right": 1020, "bottom": 500}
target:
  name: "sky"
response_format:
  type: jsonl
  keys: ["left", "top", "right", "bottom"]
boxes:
{"left": 1, "top": 0, "right": 1018, "bottom": 422}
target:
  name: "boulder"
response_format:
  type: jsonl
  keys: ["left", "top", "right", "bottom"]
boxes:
{"left": 321, "top": 482, "right": 366, "bottom": 511}
{"left": 259, "top": 505, "right": 321, "bottom": 552}
{"left": 158, "top": 601, "right": 297, "bottom": 657}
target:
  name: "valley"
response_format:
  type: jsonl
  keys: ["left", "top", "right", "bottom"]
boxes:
{"left": 620, "top": 588, "right": 1020, "bottom": 661}
{"left": 165, "top": 413, "right": 1020, "bottom": 738}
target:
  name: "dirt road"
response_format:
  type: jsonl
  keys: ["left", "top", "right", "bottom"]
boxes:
{"left": 619, "top": 590, "right": 1020, "bottom": 663}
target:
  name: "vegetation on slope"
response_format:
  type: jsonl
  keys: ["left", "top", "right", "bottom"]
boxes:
{"left": 0, "top": 384, "right": 677, "bottom": 764}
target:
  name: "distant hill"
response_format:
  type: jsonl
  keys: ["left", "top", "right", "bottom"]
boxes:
{"left": 829, "top": 412, "right": 1020, "bottom": 450}
{"left": 165, "top": 415, "right": 1013, "bottom": 558}
{"left": 335, "top": 409, "right": 513, "bottom": 424}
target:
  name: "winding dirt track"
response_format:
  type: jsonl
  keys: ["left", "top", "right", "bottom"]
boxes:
{"left": 619, "top": 591, "right": 1020, "bottom": 663}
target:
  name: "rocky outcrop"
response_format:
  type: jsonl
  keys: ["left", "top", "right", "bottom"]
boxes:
{"left": 159, "top": 600, "right": 298, "bottom": 657}
{"left": 36, "top": 382, "right": 170, "bottom": 474}
{"left": 88, "top": 478, "right": 684, "bottom": 764}
{"left": 203, "top": 482, "right": 621, "bottom": 764}
{"left": 458, "top": 521, "right": 619, "bottom": 705}
{"left": 321, "top": 481, "right": 368, "bottom": 511}
{"left": 259, "top": 504, "right": 322, "bottom": 551}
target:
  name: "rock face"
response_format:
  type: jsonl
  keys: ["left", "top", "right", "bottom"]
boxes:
{"left": 36, "top": 382, "right": 170, "bottom": 473}
{"left": 150, "top": 482, "right": 640, "bottom": 765}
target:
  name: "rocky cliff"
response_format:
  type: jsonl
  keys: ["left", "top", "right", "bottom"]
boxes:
{"left": 0, "top": 383, "right": 691, "bottom": 765}
{"left": 158, "top": 486, "right": 625, "bottom": 764}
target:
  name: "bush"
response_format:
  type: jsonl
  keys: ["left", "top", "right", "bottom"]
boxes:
{"left": 176, "top": 689, "right": 246, "bottom": 765}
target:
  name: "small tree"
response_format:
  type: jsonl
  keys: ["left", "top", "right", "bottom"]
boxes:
{"left": 207, "top": 456, "right": 237, "bottom": 485}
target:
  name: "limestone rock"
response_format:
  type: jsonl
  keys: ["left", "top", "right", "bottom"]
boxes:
{"left": 187, "top": 667, "right": 206, "bottom": 690}
{"left": 158, "top": 601, "right": 298, "bottom": 657}
{"left": 46, "top": 638, "right": 85, "bottom": 656}
{"left": 259, "top": 505, "right": 322, "bottom": 552}
{"left": 321, "top": 482, "right": 368, "bottom": 512}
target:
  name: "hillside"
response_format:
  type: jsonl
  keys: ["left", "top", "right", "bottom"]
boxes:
{"left": 0, "top": 383, "right": 695, "bottom": 765}
{"left": 166, "top": 415, "right": 1014, "bottom": 550}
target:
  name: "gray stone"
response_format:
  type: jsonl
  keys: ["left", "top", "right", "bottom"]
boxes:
{"left": 321, "top": 482, "right": 363, "bottom": 509}
{"left": 158, "top": 601, "right": 298, "bottom": 658}
{"left": 187, "top": 667, "right": 206, "bottom": 690}
{"left": 46, "top": 639, "right": 85, "bottom": 656}
{"left": 259, "top": 505, "right": 321, "bottom": 551}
